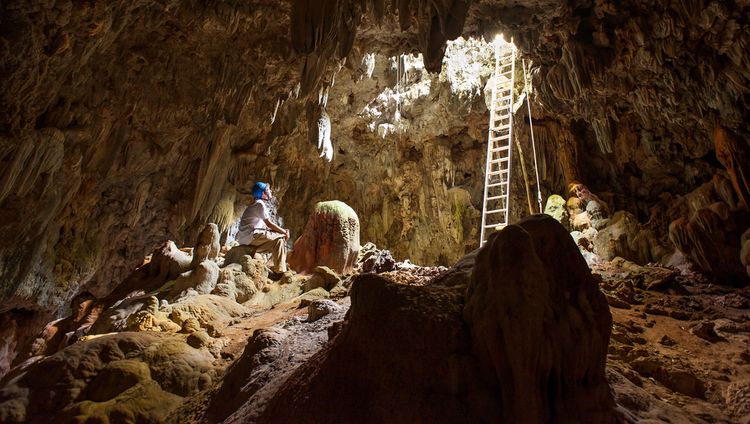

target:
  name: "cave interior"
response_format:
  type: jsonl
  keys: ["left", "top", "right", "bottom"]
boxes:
{"left": 1, "top": 0, "right": 750, "bottom": 422}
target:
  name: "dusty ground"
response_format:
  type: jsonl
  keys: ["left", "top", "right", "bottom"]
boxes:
{"left": 597, "top": 258, "right": 750, "bottom": 423}
{"left": 185, "top": 259, "right": 750, "bottom": 423}
{"left": 188, "top": 258, "right": 750, "bottom": 423}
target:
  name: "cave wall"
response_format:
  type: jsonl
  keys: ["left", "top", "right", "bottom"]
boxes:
{"left": 0, "top": 0, "right": 308, "bottom": 365}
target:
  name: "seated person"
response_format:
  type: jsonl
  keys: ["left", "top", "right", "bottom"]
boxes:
{"left": 236, "top": 182, "right": 290, "bottom": 273}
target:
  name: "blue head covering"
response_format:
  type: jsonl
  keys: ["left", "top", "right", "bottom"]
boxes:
{"left": 252, "top": 182, "right": 268, "bottom": 199}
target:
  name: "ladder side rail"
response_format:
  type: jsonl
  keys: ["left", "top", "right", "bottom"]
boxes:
{"left": 503, "top": 45, "right": 516, "bottom": 228}
{"left": 480, "top": 41, "right": 502, "bottom": 246}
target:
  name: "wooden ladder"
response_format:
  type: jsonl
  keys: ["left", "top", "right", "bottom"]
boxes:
{"left": 480, "top": 41, "right": 516, "bottom": 246}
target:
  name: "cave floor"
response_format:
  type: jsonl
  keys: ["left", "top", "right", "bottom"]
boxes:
{"left": 182, "top": 259, "right": 750, "bottom": 423}
{"left": 597, "top": 260, "right": 750, "bottom": 423}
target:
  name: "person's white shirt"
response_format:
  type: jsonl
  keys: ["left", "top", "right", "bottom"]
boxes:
{"left": 236, "top": 199, "right": 270, "bottom": 245}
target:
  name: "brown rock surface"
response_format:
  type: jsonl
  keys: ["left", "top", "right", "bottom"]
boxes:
{"left": 251, "top": 215, "right": 616, "bottom": 423}
{"left": 465, "top": 214, "right": 615, "bottom": 423}
{"left": 289, "top": 200, "right": 361, "bottom": 275}
{"left": 0, "top": 332, "right": 214, "bottom": 423}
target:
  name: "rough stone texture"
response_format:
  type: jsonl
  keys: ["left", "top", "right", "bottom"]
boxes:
{"left": 164, "top": 260, "right": 220, "bottom": 301}
{"left": 289, "top": 201, "right": 361, "bottom": 275}
{"left": 168, "top": 294, "right": 248, "bottom": 331}
{"left": 3, "top": 0, "right": 750, "bottom": 419}
{"left": 190, "top": 223, "right": 220, "bottom": 269}
{"left": 594, "top": 211, "right": 666, "bottom": 265}
{"left": 302, "top": 266, "right": 341, "bottom": 293}
{"left": 742, "top": 228, "right": 750, "bottom": 278}
{"left": 465, "top": 214, "right": 615, "bottom": 423}
{"left": 0, "top": 332, "right": 214, "bottom": 423}
{"left": 667, "top": 175, "right": 750, "bottom": 285}
{"left": 306, "top": 299, "right": 343, "bottom": 322}
{"left": 543, "top": 194, "right": 569, "bottom": 230}
{"left": 253, "top": 215, "right": 616, "bottom": 423}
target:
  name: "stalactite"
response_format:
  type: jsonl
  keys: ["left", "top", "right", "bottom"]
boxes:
{"left": 0, "top": 129, "right": 64, "bottom": 204}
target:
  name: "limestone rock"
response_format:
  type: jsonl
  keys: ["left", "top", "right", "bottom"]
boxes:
{"left": 360, "top": 246, "right": 397, "bottom": 273}
{"left": 741, "top": 228, "right": 750, "bottom": 278}
{"left": 464, "top": 214, "right": 615, "bottom": 423}
{"left": 164, "top": 260, "right": 220, "bottom": 301}
{"left": 298, "top": 287, "right": 331, "bottom": 307}
{"left": 252, "top": 215, "right": 616, "bottom": 423}
{"left": 83, "top": 359, "right": 152, "bottom": 402}
{"left": 191, "top": 223, "right": 221, "bottom": 268}
{"left": 594, "top": 211, "right": 666, "bottom": 265}
{"left": 90, "top": 296, "right": 155, "bottom": 335}
{"left": 29, "top": 292, "right": 102, "bottom": 357}
{"left": 187, "top": 330, "right": 212, "bottom": 349}
{"left": 725, "top": 380, "right": 750, "bottom": 420}
{"left": 543, "top": 194, "right": 569, "bottom": 230}
{"left": 104, "top": 241, "right": 192, "bottom": 306}
{"left": 169, "top": 295, "right": 249, "bottom": 330}
{"left": 214, "top": 260, "right": 267, "bottom": 303}
{"left": 669, "top": 202, "right": 749, "bottom": 285}
{"left": 205, "top": 327, "right": 291, "bottom": 422}
{"left": 289, "top": 201, "right": 360, "bottom": 275}
{"left": 307, "top": 299, "right": 343, "bottom": 322}
{"left": 0, "top": 333, "right": 214, "bottom": 422}
{"left": 303, "top": 266, "right": 341, "bottom": 293}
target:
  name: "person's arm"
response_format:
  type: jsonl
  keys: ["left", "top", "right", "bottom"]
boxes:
{"left": 264, "top": 218, "right": 289, "bottom": 240}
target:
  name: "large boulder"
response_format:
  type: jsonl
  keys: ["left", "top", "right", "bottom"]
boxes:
{"left": 465, "top": 214, "right": 615, "bottom": 423}
{"left": 252, "top": 215, "right": 617, "bottom": 423}
{"left": 289, "top": 201, "right": 360, "bottom": 275}
{"left": 0, "top": 333, "right": 215, "bottom": 423}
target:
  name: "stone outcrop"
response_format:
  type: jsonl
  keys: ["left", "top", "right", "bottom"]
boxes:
{"left": 190, "top": 223, "right": 220, "bottom": 269}
{"left": 289, "top": 201, "right": 361, "bottom": 275}
{"left": 465, "top": 214, "right": 614, "bottom": 423}
{"left": 0, "top": 332, "right": 215, "bottom": 423}
{"left": 252, "top": 215, "right": 616, "bottom": 423}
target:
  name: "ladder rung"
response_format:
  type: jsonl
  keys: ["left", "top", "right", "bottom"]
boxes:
{"left": 490, "top": 147, "right": 510, "bottom": 154}
{"left": 491, "top": 120, "right": 510, "bottom": 126}
{"left": 485, "top": 195, "right": 506, "bottom": 201}
{"left": 486, "top": 182, "right": 505, "bottom": 188}
{"left": 489, "top": 156, "right": 509, "bottom": 163}
{"left": 491, "top": 123, "right": 512, "bottom": 130}
{"left": 485, "top": 209, "right": 507, "bottom": 214}
{"left": 490, "top": 128, "right": 510, "bottom": 139}
{"left": 488, "top": 169, "right": 509, "bottom": 176}
{"left": 483, "top": 224, "right": 506, "bottom": 229}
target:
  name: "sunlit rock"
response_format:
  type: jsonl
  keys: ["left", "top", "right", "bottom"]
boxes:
{"left": 191, "top": 223, "right": 221, "bottom": 268}
{"left": 289, "top": 201, "right": 360, "bottom": 275}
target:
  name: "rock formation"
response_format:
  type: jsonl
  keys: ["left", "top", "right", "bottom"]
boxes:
{"left": 252, "top": 215, "right": 616, "bottom": 423}
{"left": 289, "top": 200, "right": 361, "bottom": 275}
{"left": 2, "top": 0, "right": 750, "bottom": 422}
